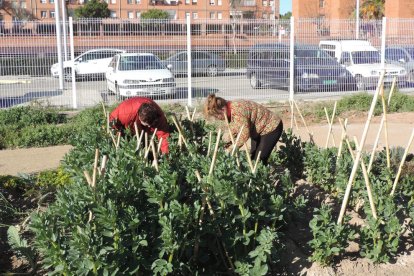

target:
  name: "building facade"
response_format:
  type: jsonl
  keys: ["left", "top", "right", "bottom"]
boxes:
{"left": 0, "top": 0, "right": 279, "bottom": 21}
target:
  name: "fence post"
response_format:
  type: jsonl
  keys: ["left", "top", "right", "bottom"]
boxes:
{"left": 289, "top": 16, "right": 295, "bottom": 101}
{"left": 186, "top": 15, "right": 192, "bottom": 107}
{"left": 356, "top": 0, "right": 360, "bottom": 39}
{"left": 54, "top": 0, "right": 64, "bottom": 90}
{"left": 381, "top": 17, "right": 387, "bottom": 70}
{"left": 69, "top": 17, "right": 77, "bottom": 109}
{"left": 61, "top": 0, "right": 68, "bottom": 61}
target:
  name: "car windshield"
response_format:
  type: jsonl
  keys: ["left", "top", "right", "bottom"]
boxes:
{"left": 295, "top": 49, "right": 338, "bottom": 65}
{"left": 351, "top": 51, "right": 381, "bottom": 64}
{"left": 405, "top": 48, "right": 414, "bottom": 58}
{"left": 118, "top": 55, "right": 164, "bottom": 71}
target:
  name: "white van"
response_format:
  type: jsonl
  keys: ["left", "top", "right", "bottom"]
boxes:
{"left": 319, "top": 39, "right": 407, "bottom": 90}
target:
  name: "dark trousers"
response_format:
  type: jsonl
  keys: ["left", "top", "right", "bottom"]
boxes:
{"left": 250, "top": 120, "right": 283, "bottom": 165}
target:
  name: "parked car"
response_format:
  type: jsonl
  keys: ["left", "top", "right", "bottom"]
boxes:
{"left": 106, "top": 53, "right": 175, "bottom": 97}
{"left": 319, "top": 40, "right": 407, "bottom": 90}
{"left": 162, "top": 51, "right": 226, "bottom": 77}
{"left": 51, "top": 48, "right": 125, "bottom": 81}
{"left": 384, "top": 46, "right": 414, "bottom": 82}
{"left": 246, "top": 43, "right": 357, "bottom": 92}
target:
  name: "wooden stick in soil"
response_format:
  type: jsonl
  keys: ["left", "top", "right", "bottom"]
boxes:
{"left": 337, "top": 71, "right": 385, "bottom": 225}
{"left": 109, "top": 130, "right": 117, "bottom": 147}
{"left": 135, "top": 124, "right": 145, "bottom": 152}
{"left": 337, "top": 118, "right": 348, "bottom": 158}
{"left": 150, "top": 140, "right": 159, "bottom": 172}
{"left": 100, "top": 155, "right": 108, "bottom": 176}
{"left": 253, "top": 151, "right": 262, "bottom": 174}
{"left": 185, "top": 105, "right": 191, "bottom": 120}
{"left": 115, "top": 132, "right": 121, "bottom": 149}
{"left": 339, "top": 120, "right": 377, "bottom": 219}
{"left": 289, "top": 100, "right": 294, "bottom": 129}
{"left": 171, "top": 115, "right": 190, "bottom": 149}
{"left": 83, "top": 170, "right": 92, "bottom": 186}
{"left": 367, "top": 78, "right": 396, "bottom": 173}
{"left": 207, "top": 131, "right": 212, "bottom": 157}
{"left": 106, "top": 112, "right": 110, "bottom": 134}
{"left": 353, "top": 137, "right": 378, "bottom": 220}
{"left": 293, "top": 100, "right": 314, "bottom": 144}
{"left": 243, "top": 144, "right": 255, "bottom": 173}
{"left": 390, "top": 128, "right": 414, "bottom": 196}
{"left": 231, "top": 126, "right": 245, "bottom": 156}
{"left": 91, "top": 149, "right": 99, "bottom": 188}
{"left": 157, "top": 138, "right": 163, "bottom": 154}
{"left": 324, "top": 101, "right": 337, "bottom": 148}
{"left": 209, "top": 129, "right": 222, "bottom": 176}
{"left": 144, "top": 129, "right": 157, "bottom": 159}
{"left": 380, "top": 84, "right": 391, "bottom": 169}
{"left": 191, "top": 107, "right": 197, "bottom": 122}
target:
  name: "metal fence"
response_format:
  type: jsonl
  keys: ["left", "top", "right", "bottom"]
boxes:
{"left": 1, "top": 17, "right": 414, "bottom": 109}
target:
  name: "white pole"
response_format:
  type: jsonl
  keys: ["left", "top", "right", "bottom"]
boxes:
{"left": 69, "top": 17, "right": 77, "bottom": 109}
{"left": 289, "top": 16, "right": 295, "bottom": 101}
{"left": 380, "top": 17, "right": 386, "bottom": 70}
{"left": 61, "top": 0, "right": 68, "bottom": 61}
{"left": 54, "top": 0, "right": 64, "bottom": 90}
{"left": 186, "top": 14, "right": 192, "bottom": 107}
{"left": 356, "top": 0, "right": 360, "bottom": 39}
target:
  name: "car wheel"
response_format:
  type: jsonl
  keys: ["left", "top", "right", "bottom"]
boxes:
{"left": 355, "top": 75, "right": 365, "bottom": 90}
{"left": 64, "top": 68, "right": 74, "bottom": 82}
{"left": 250, "top": 73, "right": 261, "bottom": 89}
{"left": 408, "top": 70, "right": 414, "bottom": 83}
{"left": 207, "top": 65, "right": 218, "bottom": 77}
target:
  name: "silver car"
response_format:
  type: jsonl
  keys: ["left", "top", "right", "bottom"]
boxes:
{"left": 162, "top": 51, "right": 226, "bottom": 77}
{"left": 385, "top": 46, "right": 414, "bottom": 83}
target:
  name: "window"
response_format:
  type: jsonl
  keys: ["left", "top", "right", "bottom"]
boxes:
{"left": 49, "top": 0, "right": 54, "bottom": 3}
{"left": 210, "top": 12, "right": 215, "bottom": 19}
{"left": 41, "top": 11, "right": 47, "bottom": 18}
{"left": 127, "top": 0, "right": 133, "bottom": 3}
{"left": 262, "top": 0, "right": 267, "bottom": 6}
{"left": 385, "top": 48, "right": 407, "bottom": 62}
{"left": 135, "top": 0, "right": 140, "bottom": 3}
{"left": 110, "top": 11, "right": 117, "bottom": 17}
{"left": 192, "top": 12, "right": 198, "bottom": 19}
{"left": 185, "top": 0, "right": 190, "bottom": 4}
{"left": 50, "top": 11, "right": 55, "bottom": 18}
{"left": 217, "top": 12, "right": 222, "bottom": 19}
{"left": 40, "top": 0, "right": 46, "bottom": 3}
{"left": 192, "top": 0, "right": 197, "bottom": 3}
{"left": 262, "top": 13, "right": 268, "bottom": 19}
{"left": 185, "top": 12, "right": 190, "bottom": 18}
{"left": 319, "top": 0, "right": 324, "bottom": 8}
{"left": 217, "top": 0, "right": 221, "bottom": 5}
{"left": 20, "top": 1, "right": 27, "bottom": 8}
{"left": 128, "top": 11, "right": 134, "bottom": 18}
{"left": 340, "top": 52, "right": 351, "bottom": 65}
{"left": 111, "top": 0, "right": 116, "bottom": 4}
{"left": 136, "top": 11, "right": 141, "bottom": 18}
{"left": 209, "top": 0, "right": 214, "bottom": 5}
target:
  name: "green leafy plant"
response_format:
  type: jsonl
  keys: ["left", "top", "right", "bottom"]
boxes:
{"left": 7, "top": 225, "right": 37, "bottom": 270}
{"left": 308, "top": 204, "right": 355, "bottom": 267}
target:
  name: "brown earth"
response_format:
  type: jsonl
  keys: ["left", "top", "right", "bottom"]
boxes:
{"left": 0, "top": 112, "right": 414, "bottom": 275}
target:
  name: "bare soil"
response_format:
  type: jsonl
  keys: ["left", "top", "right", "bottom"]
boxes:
{"left": 1, "top": 112, "right": 414, "bottom": 275}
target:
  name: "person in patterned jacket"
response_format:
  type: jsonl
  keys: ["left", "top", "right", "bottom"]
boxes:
{"left": 204, "top": 94, "right": 283, "bottom": 165}
{"left": 109, "top": 97, "right": 170, "bottom": 155}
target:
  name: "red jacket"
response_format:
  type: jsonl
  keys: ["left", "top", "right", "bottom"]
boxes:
{"left": 109, "top": 97, "right": 170, "bottom": 154}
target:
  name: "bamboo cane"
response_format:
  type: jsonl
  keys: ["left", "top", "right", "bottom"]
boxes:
{"left": 380, "top": 84, "right": 391, "bottom": 169}
{"left": 243, "top": 144, "right": 254, "bottom": 173}
{"left": 191, "top": 107, "right": 197, "bottom": 122}
{"left": 106, "top": 112, "right": 110, "bottom": 134}
{"left": 353, "top": 137, "right": 378, "bottom": 220}
{"left": 116, "top": 132, "right": 121, "bottom": 149}
{"left": 185, "top": 105, "right": 191, "bottom": 120}
{"left": 367, "top": 78, "right": 396, "bottom": 173}
{"left": 390, "top": 128, "right": 414, "bottom": 196}
{"left": 157, "top": 138, "right": 163, "bottom": 154}
{"left": 207, "top": 131, "right": 212, "bottom": 157}
{"left": 290, "top": 100, "right": 294, "bottom": 129}
{"left": 109, "top": 131, "right": 117, "bottom": 147}
{"left": 337, "top": 71, "right": 385, "bottom": 225}
{"left": 337, "top": 118, "right": 348, "bottom": 158}
{"left": 151, "top": 140, "right": 159, "bottom": 172}
{"left": 293, "top": 100, "right": 314, "bottom": 144}
{"left": 223, "top": 111, "right": 235, "bottom": 146}
{"left": 324, "top": 102, "right": 337, "bottom": 148}
{"left": 83, "top": 170, "right": 92, "bottom": 186}
{"left": 100, "top": 155, "right": 108, "bottom": 176}
{"left": 253, "top": 151, "right": 262, "bottom": 174}
{"left": 231, "top": 126, "right": 245, "bottom": 156}
{"left": 135, "top": 125, "right": 145, "bottom": 152}
{"left": 92, "top": 149, "right": 99, "bottom": 188}
{"left": 171, "top": 115, "right": 190, "bottom": 149}
{"left": 209, "top": 129, "right": 222, "bottom": 176}
{"left": 145, "top": 132, "right": 148, "bottom": 152}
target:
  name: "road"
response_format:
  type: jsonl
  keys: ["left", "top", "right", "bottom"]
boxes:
{"left": 1, "top": 72, "right": 412, "bottom": 108}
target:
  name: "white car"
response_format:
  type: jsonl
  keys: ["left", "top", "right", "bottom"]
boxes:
{"left": 51, "top": 48, "right": 125, "bottom": 80}
{"left": 319, "top": 40, "right": 407, "bottom": 90}
{"left": 106, "top": 53, "right": 175, "bottom": 97}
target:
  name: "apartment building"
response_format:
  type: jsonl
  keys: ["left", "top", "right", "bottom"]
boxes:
{"left": 0, "top": 0, "right": 279, "bottom": 21}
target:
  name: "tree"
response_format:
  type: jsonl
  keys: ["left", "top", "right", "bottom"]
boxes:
{"left": 74, "top": 0, "right": 110, "bottom": 19}
{"left": 140, "top": 9, "right": 169, "bottom": 20}
{"left": 280, "top": 12, "right": 292, "bottom": 20}
{"left": 360, "top": 0, "right": 385, "bottom": 19}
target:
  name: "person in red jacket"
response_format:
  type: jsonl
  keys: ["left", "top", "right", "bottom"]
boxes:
{"left": 109, "top": 97, "right": 170, "bottom": 154}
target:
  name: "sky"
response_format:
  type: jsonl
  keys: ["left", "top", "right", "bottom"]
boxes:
{"left": 280, "top": 0, "right": 292, "bottom": 15}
